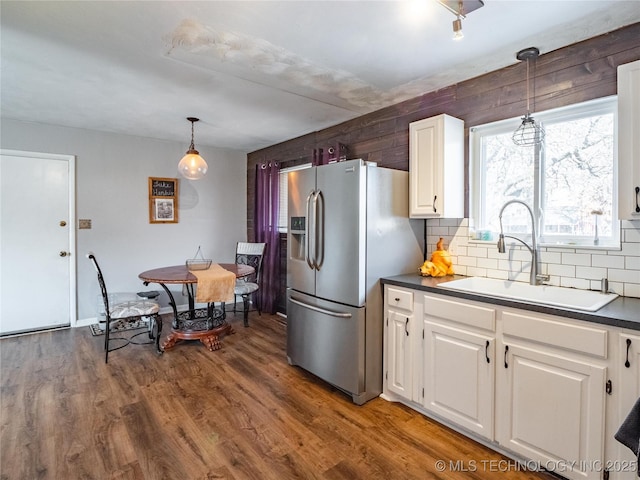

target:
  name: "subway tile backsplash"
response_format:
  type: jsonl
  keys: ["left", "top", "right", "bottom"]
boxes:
{"left": 426, "top": 219, "right": 640, "bottom": 298}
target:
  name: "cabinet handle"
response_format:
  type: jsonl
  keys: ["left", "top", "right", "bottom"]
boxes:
{"left": 485, "top": 340, "right": 490, "bottom": 364}
{"left": 395, "top": 297, "right": 400, "bottom": 302}
{"left": 405, "top": 318, "right": 409, "bottom": 336}
{"left": 625, "top": 338, "right": 632, "bottom": 368}
{"left": 635, "top": 186, "right": 639, "bottom": 213}
{"left": 504, "top": 345, "right": 509, "bottom": 368}
{"left": 433, "top": 195, "right": 437, "bottom": 213}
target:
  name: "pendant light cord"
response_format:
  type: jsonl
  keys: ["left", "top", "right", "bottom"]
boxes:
{"left": 526, "top": 57, "right": 531, "bottom": 115}
{"left": 189, "top": 120, "right": 196, "bottom": 151}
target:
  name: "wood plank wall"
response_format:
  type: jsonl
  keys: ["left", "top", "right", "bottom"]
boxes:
{"left": 247, "top": 23, "right": 640, "bottom": 314}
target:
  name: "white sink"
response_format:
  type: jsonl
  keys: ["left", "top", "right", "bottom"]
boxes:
{"left": 437, "top": 277, "right": 618, "bottom": 312}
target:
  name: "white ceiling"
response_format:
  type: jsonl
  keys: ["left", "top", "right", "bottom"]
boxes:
{"left": 2, "top": 1, "right": 639, "bottom": 153}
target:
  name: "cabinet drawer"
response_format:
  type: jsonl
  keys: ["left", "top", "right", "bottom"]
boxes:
{"left": 502, "top": 311, "right": 608, "bottom": 359}
{"left": 423, "top": 294, "right": 495, "bottom": 331}
{"left": 387, "top": 287, "right": 414, "bottom": 312}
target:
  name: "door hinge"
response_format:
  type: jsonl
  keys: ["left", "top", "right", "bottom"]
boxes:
{"left": 385, "top": 371, "right": 388, "bottom": 380}
{"left": 603, "top": 467, "right": 609, "bottom": 480}
{"left": 606, "top": 379, "right": 612, "bottom": 395}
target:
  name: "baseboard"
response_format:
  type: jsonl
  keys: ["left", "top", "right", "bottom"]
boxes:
{"left": 75, "top": 317, "right": 97, "bottom": 328}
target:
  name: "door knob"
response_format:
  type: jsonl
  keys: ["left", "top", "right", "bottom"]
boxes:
{"left": 59, "top": 251, "right": 70, "bottom": 257}
{"left": 59, "top": 221, "right": 67, "bottom": 227}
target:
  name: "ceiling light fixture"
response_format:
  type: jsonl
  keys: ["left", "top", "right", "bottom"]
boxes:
{"left": 512, "top": 47, "right": 545, "bottom": 147}
{"left": 452, "top": 16, "right": 464, "bottom": 40}
{"left": 436, "top": 0, "right": 483, "bottom": 40}
{"left": 178, "top": 117, "right": 208, "bottom": 180}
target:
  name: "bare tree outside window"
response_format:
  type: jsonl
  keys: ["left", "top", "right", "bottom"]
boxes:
{"left": 471, "top": 97, "right": 618, "bottom": 247}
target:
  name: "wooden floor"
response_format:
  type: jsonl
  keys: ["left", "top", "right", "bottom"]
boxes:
{"left": 0, "top": 312, "right": 556, "bottom": 480}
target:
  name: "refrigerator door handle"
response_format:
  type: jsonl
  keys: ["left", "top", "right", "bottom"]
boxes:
{"left": 305, "top": 191, "right": 315, "bottom": 269}
{"left": 289, "top": 296, "right": 352, "bottom": 318}
{"left": 311, "top": 190, "right": 320, "bottom": 271}
{"left": 315, "top": 190, "right": 324, "bottom": 270}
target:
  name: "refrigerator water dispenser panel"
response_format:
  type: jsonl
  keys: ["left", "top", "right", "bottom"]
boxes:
{"left": 290, "top": 216, "right": 306, "bottom": 261}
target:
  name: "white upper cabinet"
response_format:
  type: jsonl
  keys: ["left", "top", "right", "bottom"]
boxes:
{"left": 409, "top": 114, "right": 464, "bottom": 218}
{"left": 617, "top": 60, "right": 640, "bottom": 220}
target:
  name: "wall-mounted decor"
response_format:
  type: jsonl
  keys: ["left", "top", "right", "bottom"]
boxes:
{"left": 312, "top": 142, "right": 348, "bottom": 166}
{"left": 149, "top": 177, "right": 178, "bottom": 223}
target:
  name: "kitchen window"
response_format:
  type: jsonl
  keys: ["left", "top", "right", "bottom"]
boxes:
{"left": 469, "top": 96, "right": 619, "bottom": 248}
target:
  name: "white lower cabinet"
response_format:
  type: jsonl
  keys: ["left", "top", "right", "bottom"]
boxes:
{"left": 614, "top": 331, "right": 640, "bottom": 480}
{"left": 497, "top": 310, "right": 609, "bottom": 480}
{"left": 385, "top": 286, "right": 417, "bottom": 400}
{"left": 387, "top": 309, "right": 414, "bottom": 398}
{"left": 382, "top": 287, "right": 637, "bottom": 480}
{"left": 421, "top": 293, "right": 496, "bottom": 439}
{"left": 423, "top": 319, "right": 495, "bottom": 439}
{"left": 497, "top": 343, "right": 606, "bottom": 480}
{"left": 619, "top": 331, "right": 640, "bottom": 421}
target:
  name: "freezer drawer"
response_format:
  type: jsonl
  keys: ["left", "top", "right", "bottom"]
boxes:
{"left": 287, "top": 290, "right": 368, "bottom": 401}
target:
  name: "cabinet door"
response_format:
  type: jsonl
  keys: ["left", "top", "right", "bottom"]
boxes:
{"left": 619, "top": 332, "right": 640, "bottom": 416}
{"left": 497, "top": 343, "right": 606, "bottom": 480}
{"left": 617, "top": 332, "right": 640, "bottom": 479}
{"left": 387, "top": 310, "right": 413, "bottom": 399}
{"left": 409, "top": 114, "right": 464, "bottom": 218}
{"left": 409, "top": 116, "right": 441, "bottom": 217}
{"left": 617, "top": 60, "right": 640, "bottom": 220}
{"left": 423, "top": 320, "right": 494, "bottom": 439}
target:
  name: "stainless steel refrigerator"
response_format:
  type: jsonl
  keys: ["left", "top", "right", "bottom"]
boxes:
{"left": 286, "top": 159, "right": 423, "bottom": 405}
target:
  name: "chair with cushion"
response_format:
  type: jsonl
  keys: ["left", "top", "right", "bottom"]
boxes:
{"left": 231, "top": 242, "right": 266, "bottom": 327}
{"left": 87, "top": 253, "right": 163, "bottom": 363}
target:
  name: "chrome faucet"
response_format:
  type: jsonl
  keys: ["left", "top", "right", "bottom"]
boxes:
{"left": 497, "top": 199, "right": 549, "bottom": 286}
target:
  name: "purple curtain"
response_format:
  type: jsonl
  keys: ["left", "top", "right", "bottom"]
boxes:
{"left": 254, "top": 161, "right": 280, "bottom": 314}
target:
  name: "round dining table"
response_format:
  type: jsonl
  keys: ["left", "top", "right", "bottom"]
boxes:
{"left": 139, "top": 263, "right": 254, "bottom": 352}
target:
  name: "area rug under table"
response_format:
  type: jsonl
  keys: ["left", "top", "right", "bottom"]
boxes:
{"left": 89, "top": 318, "right": 148, "bottom": 336}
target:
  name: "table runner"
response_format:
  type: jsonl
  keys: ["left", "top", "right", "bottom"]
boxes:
{"left": 192, "top": 264, "right": 235, "bottom": 303}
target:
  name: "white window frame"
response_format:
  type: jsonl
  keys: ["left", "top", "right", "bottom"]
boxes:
{"left": 278, "top": 163, "right": 312, "bottom": 233}
{"left": 470, "top": 96, "right": 619, "bottom": 249}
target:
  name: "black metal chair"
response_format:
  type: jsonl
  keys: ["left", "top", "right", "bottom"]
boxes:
{"left": 87, "top": 253, "right": 163, "bottom": 363}
{"left": 231, "top": 242, "right": 266, "bottom": 327}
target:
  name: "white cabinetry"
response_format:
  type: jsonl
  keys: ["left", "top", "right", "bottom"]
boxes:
{"left": 382, "top": 286, "right": 632, "bottom": 480}
{"left": 619, "top": 331, "right": 640, "bottom": 416}
{"left": 408, "top": 114, "right": 464, "bottom": 218}
{"left": 615, "top": 331, "right": 640, "bottom": 479}
{"left": 422, "top": 294, "right": 496, "bottom": 439}
{"left": 384, "top": 286, "right": 417, "bottom": 400}
{"left": 617, "top": 60, "right": 640, "bottom": 220}
{"left": 497, "top": 310, "right": 608, "bottom": 480}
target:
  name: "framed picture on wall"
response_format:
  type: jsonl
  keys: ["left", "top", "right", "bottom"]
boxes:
{"left": 149, "top": 177, "right": 178, "bottom": 223}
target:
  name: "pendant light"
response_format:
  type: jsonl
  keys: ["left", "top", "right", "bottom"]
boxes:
{"left": 512, "top": 47, "right": 545, "bottom": 147}
{"left": 178, "top": 117, "right": 208, "bottom": 180}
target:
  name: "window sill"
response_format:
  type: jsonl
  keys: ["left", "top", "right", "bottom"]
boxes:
{"left": 467, "top": 238, "right": 621, "bottom": 251}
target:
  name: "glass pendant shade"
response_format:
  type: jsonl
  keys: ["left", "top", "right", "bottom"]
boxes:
{"left": 179, "top": 117, "right": 208, "bottom": 180}
{"left": 178, "top": 149, "right": 208, "bottom": 180}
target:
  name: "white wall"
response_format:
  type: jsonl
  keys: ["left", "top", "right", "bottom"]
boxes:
{"left": 1, "top": 119, "right": 247, "bottom": 321}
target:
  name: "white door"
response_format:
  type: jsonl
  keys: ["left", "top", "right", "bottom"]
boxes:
{"left": 617, "top": 332, "right": 640, "bottom": 480}
{"left": 497, "top": 342, "right": 606, "bottom": 480}
{"left": 387, "top": 309, "right": 413, "bottom": 399}
{"left": 0, "top": 150, "right": 76, "bottom": 335}
{"left": 423, "top": 320, "right": 495, "bottom": 439}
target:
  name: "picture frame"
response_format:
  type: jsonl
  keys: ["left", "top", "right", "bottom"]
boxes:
{"left": 149, "top": 177, "right": 178, "bottom": 223}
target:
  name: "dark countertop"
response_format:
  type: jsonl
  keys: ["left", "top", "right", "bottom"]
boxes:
{"left": 381, "top": 274, "right": 640, "bottom": 331}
